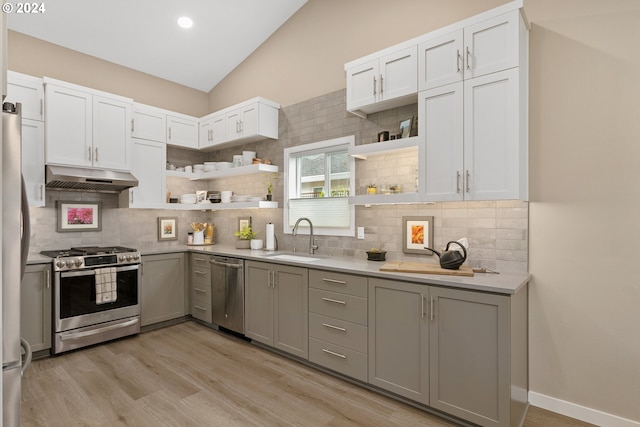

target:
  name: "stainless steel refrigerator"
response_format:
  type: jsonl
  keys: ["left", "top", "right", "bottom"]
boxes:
{"left": 2, "top": 102, "right": 32, "bottom": 426}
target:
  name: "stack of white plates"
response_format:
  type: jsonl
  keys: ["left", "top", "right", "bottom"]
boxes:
{"left": 217, "top": 162, "right": 233, "bottom": 170}
{"left": 203, "top": 162, "right": 216, "bottom": 172}
{"left": 179, "top": 193, "right": 197, "bottom": 204}
{"left": 193, "top": 164, "right": 205, "bottom": 172}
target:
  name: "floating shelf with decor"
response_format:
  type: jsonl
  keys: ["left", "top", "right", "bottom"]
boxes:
{"left": 349, "top": 192, "right": 420, "bottom": 206}
{"left": 165, "top": 163, "right": 278, "bottom": 180}
{"left": 160, "top": 200, "right": 279, "bottom": 211}
{"left": 348, "top": 136, "right": 419, "bottom": 160}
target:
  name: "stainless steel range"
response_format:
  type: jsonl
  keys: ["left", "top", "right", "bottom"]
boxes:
{"left": 40, "top": 246, "right": 141, "bottom": 354}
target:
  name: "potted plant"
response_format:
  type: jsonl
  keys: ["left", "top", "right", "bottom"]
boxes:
{"left": 367, "top": 183, "right": 377, "bottom": 195}
{"left": 234, "top": 225, "right": 257, "bottom": 249}
{"left": 264, "top": 173, "right": 279, "bottom": 201}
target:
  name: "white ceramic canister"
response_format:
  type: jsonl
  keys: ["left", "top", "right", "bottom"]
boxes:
{"left": 250, "top": 239, "right": 263, "bottom": 250}
{"left": 232, "top": 155, "right": 243, "bottom": 167}
{"left": 243, "top": 151, "right": 256, "bottom": 166}
{"left": 193, "top": 230, "right": 205, "bottom": 244}
{"left": 220, "top": 191, "right": 232, "bottom": 203}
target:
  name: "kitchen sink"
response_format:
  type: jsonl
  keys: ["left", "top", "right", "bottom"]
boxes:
{"left": 262, "top": 253, "right": 323, "bottom": 263}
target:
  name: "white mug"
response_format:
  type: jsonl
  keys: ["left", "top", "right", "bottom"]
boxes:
{"left": 221, "top": 191, "right": 232, "bottom": 203}
{"left": 250, "top": 239, "right": 263, "bottom": 250}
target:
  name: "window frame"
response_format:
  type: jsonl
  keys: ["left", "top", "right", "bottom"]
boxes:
{"left": 283, "top": 135, "right": 355, "bottom": 237}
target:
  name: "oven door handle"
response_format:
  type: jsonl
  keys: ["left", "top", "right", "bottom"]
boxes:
{"left": 60, "top": 264, "right": 140, "bottom": 278}
{"left": 59, "top": 318, "right": 139, "bottom": 341}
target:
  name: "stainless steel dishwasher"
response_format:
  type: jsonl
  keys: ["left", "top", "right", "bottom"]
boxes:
{"left": 210, "top": 256, "right": 245, "bottom": 334}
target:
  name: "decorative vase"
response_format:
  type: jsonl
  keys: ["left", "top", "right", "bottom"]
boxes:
{"left": 367, "top": 187, "right": 377, "bottom": 195}
{"left": 266, "top": 194, "right": 272, "bottom": 201}
{"left": 236, "top": 239, "right": 251, "bottom": 249}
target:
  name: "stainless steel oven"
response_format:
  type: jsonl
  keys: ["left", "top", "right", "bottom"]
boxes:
{"left": 41, "top": 246, "right": 141, "bottom": 354}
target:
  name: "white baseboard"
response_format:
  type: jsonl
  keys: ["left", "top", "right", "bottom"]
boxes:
{"left": 529, "top": 392, "right": 640, "bottom": 427}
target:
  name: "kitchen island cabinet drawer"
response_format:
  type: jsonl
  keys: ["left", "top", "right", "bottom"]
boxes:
{"left": 309, "top": 269, "right": 367, "bottom": 297}
{"left": 191, "top": 289, "right": 212, "bottom": 323}
{"left": 309, "top": 338, "right": 367, "bottom": 382}
{"left": 191, "top": 266, "right": 211, "bottom": 284}
{"left": 309, "top": 313, "right": 367, "bottom": 353}
{"left": 309, "top": 288, "right": 367, "bottom": 326}
{"left": 191, "top": 254, "right": 212, "bottom": 271}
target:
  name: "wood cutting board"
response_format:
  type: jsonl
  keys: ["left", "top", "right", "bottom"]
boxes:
{"left": 380, "top": 261, "right": 474, "bottom": 277}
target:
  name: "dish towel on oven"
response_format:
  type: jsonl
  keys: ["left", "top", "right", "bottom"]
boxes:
{"left": 95, "top": 267, "right": 117, "bottom": 304}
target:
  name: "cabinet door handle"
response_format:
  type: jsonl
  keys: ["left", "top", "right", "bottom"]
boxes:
{"left": 322, "top": 348, "right": 347, "bottom": 359}
{"left": 194, "top": 270, "right": 207, "bottom": 275}
{"left": 194, "top": 305, "right": 207, "bottom": 311}
{"left": 194, "top": 287, "right": 207, "bottom": 293}
{"left": 40, "top": 99, "right": 43, "bottom": 117}
{"left": 322, "top": 278, "right": 346, "bottom": 285}
{"left": 94, "top": 147, "right": 99, "bottom": 162}
{"left": 466, "top": 46, "right": 471, "bottom": 71}
{"left": 130, "top": 191, "right": 134, "bottom": 204}
{"left": 430, "top": 296, "right": 435, "bottom": 321}
{"left": 131, "top": 118, "right": 134, "bottom": 132}
{"left": 45, "top": 269, "right": 50, "bottom": 289}
{"left": 466, "top": 170, "right": 470, "bottom": 193}
{"left": 239, "top": 120, "right": 244, "bottom": 132}
{"left": 168, "top": 127, "right": 172, "bottom": 139}
{"left": 322, "top": 323, "right": 346, "bottom": 332}
{"left": 456, "top": 49, "right": 462, "bottom": 73}
{"left": 322, "top": 297, "right": 346, "bottom": 305}
{"left": 39, "top": 184, "right": 44, "bottom": 201}
{"left": 421, "top": 294, "right": 425, "bottom": 319}
{"left": 88, "top": 147, "right": 92, "bottom": 161}
{"left": 456, "top": 171, "right": 461, "bottom": 193}
{"left": 373, "top": 75, "right": 377, "bottom": 96}
{"left": 380, "top": 74, "right": 384, "bottom": 96}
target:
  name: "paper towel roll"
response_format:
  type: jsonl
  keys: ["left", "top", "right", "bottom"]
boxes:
{"left": 265, "top": 223, "right": 275, "bottom": 250}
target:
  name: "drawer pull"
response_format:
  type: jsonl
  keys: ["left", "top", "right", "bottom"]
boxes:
{"left": 194, "top": 287, "right": 207, "bottom": 293}
{"left": 194, "top": 270, "right": 207, "bottom": 275}
{"left": 194, "top": 305, "right": 207, "bottom": 311}
{"left": 322, "top": 323, "right": 346, "bottom": 332}
{"left": 322, "top": 297, "right": 346, "bottom": 305}
{"left": 193, "top": 257, "right": 207, "bottom": 262}
{"left": 322, "top": 348, "right": 346, "bottom": 359}
{"left": 322, "top": 278, "right": 346, "bottom": 285}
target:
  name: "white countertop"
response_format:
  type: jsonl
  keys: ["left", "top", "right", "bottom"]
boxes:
{"left": 149, "top": 244, "right": 530, "bottom": 295}
{"left": 29, "top": 244, "right": 529, "bottom": 295}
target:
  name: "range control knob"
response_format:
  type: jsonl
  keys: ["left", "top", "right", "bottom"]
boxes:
{"left": 56, "top": 260, "right": 65, "bottom": 269}
{"left": 65, "top": 260, "right": 74, "bottom": 268}
{"left": 132, "top": 253, "right": 140, "bottom": 261}
{"left": 119, "top": 255, "right": 127, "bottom": 262}
{"left": 74, "top": 258, "right": 83, "bottom": 267}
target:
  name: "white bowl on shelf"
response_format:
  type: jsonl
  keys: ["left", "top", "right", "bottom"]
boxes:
{"left": 179, "top": 194, "right": 197, "bottom": 204}
{"left": 217, "top": 162, "right": 232, "bottom": 170}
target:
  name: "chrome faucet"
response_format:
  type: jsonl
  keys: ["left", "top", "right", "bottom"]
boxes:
{"left": 292, "top": 217, "right": 318, "bottom": 254}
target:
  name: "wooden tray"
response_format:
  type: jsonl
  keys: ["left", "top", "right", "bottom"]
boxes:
{"left": 379, "top": 261, "right": 474, "bottom": 277}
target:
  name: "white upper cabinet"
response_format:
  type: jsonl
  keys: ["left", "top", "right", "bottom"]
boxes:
{"left": 6, "top": 71, "right": 43, "bottom": 121}
{"left": 132, "top": 103, "right": 166, "bottom": 143}
{"left": 346, "top": 45, "right": 417, "bottom": 117}
{"left": 200, "top": 98, "right": 279, "bottom": 151}
{"left": 419, "top": 9, "right": 521, "bottom": 91}
{"left": 21, "top": 119, "right": 45, "bottom": 207}
{"left": 166, "top": 113, "right": 199, "bottom": 149}
{"left": 119, "top": 138, "right": 166, "bottom": 208}
{"left": 44, "top": 78, "right": 133, "bottom": 171}
{"left": 92, "top": 95, "right": 133, "bottom": 171}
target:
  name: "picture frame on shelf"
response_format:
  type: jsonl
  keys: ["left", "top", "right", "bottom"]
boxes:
{"left": 158, "top": 217, "right": 178, "bottom": 241}
{"left": 402, "top": 216, "right": 434, "bottom": 255}
{"left": 399, "top": 116, "right": 414, "bottom": 139}
{"left": 238, "top": 216, "right": 252, "bottom": 232}
{"left": 57, "top": 201, "right": 102, "bottom": 232}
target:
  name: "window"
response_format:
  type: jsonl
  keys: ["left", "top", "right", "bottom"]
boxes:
{"left": 284, "top": 135, "right": 355, "bottom": 236}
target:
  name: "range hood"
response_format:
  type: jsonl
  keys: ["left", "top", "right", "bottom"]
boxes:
{"left": 45, "top": 165, "right": 138, "bottom": 193}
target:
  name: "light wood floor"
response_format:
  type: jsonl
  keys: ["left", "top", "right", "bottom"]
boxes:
{"left": 21, "top": 321, "right": 596, "bottom": 427}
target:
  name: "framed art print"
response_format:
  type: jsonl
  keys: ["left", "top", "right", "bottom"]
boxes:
{"left": 158, "top": 217, "right": 178, "bottom": 241}
{"left": 402, "top": 216, "right": 434, "bottom": 255}
{"left": 57, "top": 201, "right": 102, "bottom": 232}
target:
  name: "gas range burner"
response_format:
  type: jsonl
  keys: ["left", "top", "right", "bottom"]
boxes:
{"left": 40, "top": 246, "right": 141, "bottom": 271}
{"left": 70, "top": 246, "right": 137, "bottom": 256}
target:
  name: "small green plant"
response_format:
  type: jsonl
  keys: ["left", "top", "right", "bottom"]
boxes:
{"left": 234, "top": 225, "right": 257, "bottom": 240}
{"left": 264, "top": 172, "right": 280, "bottom": 195}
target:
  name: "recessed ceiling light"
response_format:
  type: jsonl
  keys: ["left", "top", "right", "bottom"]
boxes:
{"left": 177, "top": 16, "right": 193, "bottom": 29}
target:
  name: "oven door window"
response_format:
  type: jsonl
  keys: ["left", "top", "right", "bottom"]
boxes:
{"left": 59, "top": 268, "right": 139, "bottom": 319}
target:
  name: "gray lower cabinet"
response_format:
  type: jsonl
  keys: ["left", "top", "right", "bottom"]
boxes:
{"left": 141, "top": 253, "right": 187, "bottom": 327}
{"left": 368, "top": 278, "right": 429, "bottom": 404}
{"left": 369, "top": 277, "right": 528, "bottom": 427}
{"left": 308, "top": 269, "right": 368, "bottom": 382}
{"left": 244, "top": 260, "right": 308, "bottom": 359}
{"left": 190, "top": 254, "right": 212, "bottom": 323}
{"left": 21, "top": 263, "right": 52, "bottom": 352}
